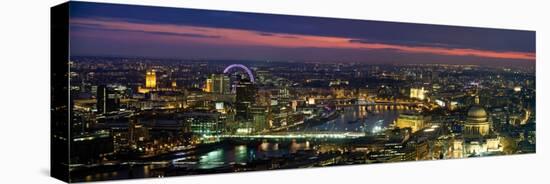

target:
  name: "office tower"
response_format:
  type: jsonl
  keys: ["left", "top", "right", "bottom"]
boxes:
{"left": 235, "top": 79, "right": 256, "bottom": 120}
{"left": 209, "top": 74, "right": 230, "bottom": 94}
{"left": 96, "top": 85, "right": 120, "bottom": 114}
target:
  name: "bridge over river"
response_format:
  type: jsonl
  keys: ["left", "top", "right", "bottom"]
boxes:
{"left": 207, "top": 131, "right": 367, "bottom": 140}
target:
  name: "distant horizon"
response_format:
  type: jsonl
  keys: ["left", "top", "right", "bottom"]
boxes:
{"left": 70, "top": 55, "right": 536, "bottom": 69}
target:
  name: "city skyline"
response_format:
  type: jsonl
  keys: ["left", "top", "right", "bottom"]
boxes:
{"left": 69, "top": 2, "right": 535, "bottom": 66}
{"left": 52, "top": 1, "right": 536, "bottom": 182}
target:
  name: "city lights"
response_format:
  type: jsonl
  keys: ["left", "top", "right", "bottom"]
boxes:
{"left": 52, "top": 2, "right": 536, "bottom": 182}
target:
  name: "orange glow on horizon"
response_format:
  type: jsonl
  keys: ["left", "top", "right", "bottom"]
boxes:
{"left": 71, "top": 18, "right": 535, "bottom": 61}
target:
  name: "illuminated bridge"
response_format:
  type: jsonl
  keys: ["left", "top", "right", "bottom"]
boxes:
{"left": 204, "top": 131, "right": 366, "bottom": 140}
{"left": 321, "top": 98, "right": 434, "bottom": 111}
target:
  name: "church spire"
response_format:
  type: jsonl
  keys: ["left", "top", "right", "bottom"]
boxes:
{"left": 474, "top": 86, "right": 480, "bottom": 105}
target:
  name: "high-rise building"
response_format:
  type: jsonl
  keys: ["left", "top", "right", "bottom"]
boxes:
{"left": 209, "top": 74, "right": 230, "bottom": 94}
{"left": 235, "top": 79, "right": 256, "bottom": 120}
{"left": 145, "top": 69, "right": 157, "bottom": 88}
{"left": 128, "top": 119, "right": 149, "bottom": 147}
{"left": 250, "top": 106, "right": 268, "bottom": 131}
{"left": 96, "top": 85, "right": 120, "bottom": 114}
{"left": 204, "top": 78, "right": 213, "bottom": 92}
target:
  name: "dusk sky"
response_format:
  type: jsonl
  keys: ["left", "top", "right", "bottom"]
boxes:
{"left": 69, "top": 2, "right": 536, "bottom": 65}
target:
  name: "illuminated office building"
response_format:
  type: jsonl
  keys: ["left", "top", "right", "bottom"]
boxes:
{"left": 171, "top": 80, "right": 177, "bottom": 88}
{"left": 250, "top": 106, "right": 269, "bottom": 131}
{"left": 128, "top": 119, "right": 149, "bottom": 150}
{"left": 395, "top": 112, "right": 429, "bottom": 133}
{"left": 182, "top": 112, "right": 223, "bottom": 136}
{"left": 204, "top": 78, "right": 212, "bottom": 92}
{"left": 209, "top": 74, "right": 231, "bottom": 94}
{"left": 410, "top": 87, "right": 426, "bottom": 100}
{"left": 451, "top": 139, "right": 464, "bottom": 159}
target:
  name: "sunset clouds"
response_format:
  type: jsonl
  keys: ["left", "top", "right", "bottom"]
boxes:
{"left": 71, "top": 18, "right": 535, "bottom": 61}
{"left": 67, "top": 2, "right": 535, "bottom": 64}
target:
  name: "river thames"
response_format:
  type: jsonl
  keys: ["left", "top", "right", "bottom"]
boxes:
{"left": 75, "top": 106, "right": 404, "bottom": 182}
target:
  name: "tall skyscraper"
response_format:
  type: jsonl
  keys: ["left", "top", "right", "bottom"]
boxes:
{"left": 145, "top": 69, "right": 157, "bottom": 88}
{"left": 209, "top": 74, "right": 230, "bottom": 94}
{"left": 250, "top": 106, "right": 268, "bottom": 131}
{"left": 235, "top": 79, "right": 256, "bottom": 120}
{"left": 96, "top": 85, "right": 120, "bottom": 114}
{"left": 204, "top": 78, "right": 213, "bottom": 92}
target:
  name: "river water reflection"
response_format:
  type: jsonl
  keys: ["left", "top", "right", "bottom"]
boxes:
{"left": 195, "top": 106, "right": 403, "bottom": 169}
{"left": 303, "top": 106, "right": 402, "bottom": 132}
{"left": 78, "top": 106, "right": 404, "bottom": 182}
